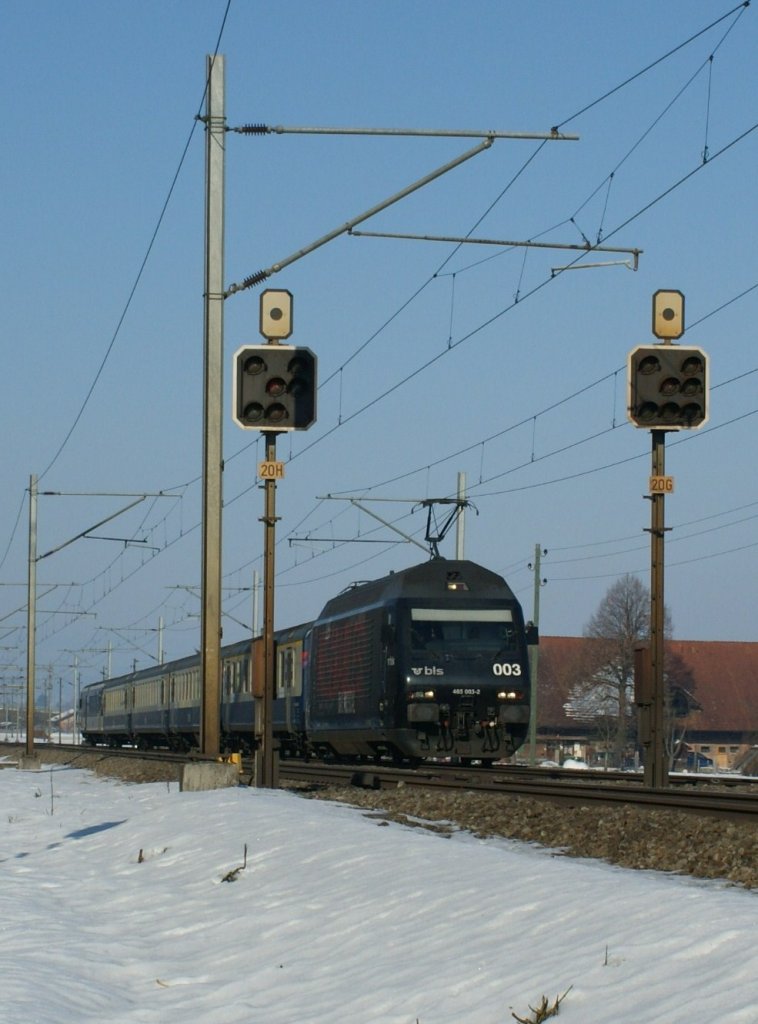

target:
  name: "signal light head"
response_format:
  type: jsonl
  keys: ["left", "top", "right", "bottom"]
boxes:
{"left": 681, "top": 403, "right": 702, "bottom": 425}
{"left": 638, "top": 355, "right": 660, "bottom": 375}
{"left": 266, "top": 403, "right": 288, "bottom": 423}
{"left": 627, "top": 344, "right": 709, "bottom": 430}
{"left": 288, "top": 356, "right": 308, "bottom": 374}
{"left": 681, "top": 355, "right": 703, "bottom": 376}
{"left": 243, "top": 355, "right": 266, "bottom": 375}
{"left": 660, "top": 402, "right": 680, "bottom": 424}
{"left": 637, "top": 402, "right": 658, "bottom": 424}
{"left": 233, "top": 344, "right": 317, "bottom": 431}
{"left": 243, "top": 402, "right": 265, "bottom": 422}
{"left": 680, "top": 377, "right": 702, "bottom": 397}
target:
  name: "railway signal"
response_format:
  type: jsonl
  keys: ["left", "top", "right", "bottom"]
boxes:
{"left": 652, "top": 289, "right": 685, "bottom": 340}
{"left": 233, "top": 344, "right": 317, "bottom": 431}
{"left": 259, "top": 289, "right": 294, "bottom": 340}
{"left": 626, "top": 344, "right": 708, "bottom": 430}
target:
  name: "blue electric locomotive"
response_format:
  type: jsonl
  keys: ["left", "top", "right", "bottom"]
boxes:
{"left": 79, "top": 559, "right": 533, "bottom": 763}
{"left": 304, "top": 558, "right": 532, "bottom": 762}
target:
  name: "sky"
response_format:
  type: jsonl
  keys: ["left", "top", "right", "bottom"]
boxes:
{"left": 2, "top": 1, "right": 758, "bottom": 703}
{"left": 3, "top": 757, "right": 758, "bottom": 1024}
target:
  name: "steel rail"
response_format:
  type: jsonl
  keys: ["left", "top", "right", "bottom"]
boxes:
{"left": 278, "top": 760, "right": 758, "bottom": 823}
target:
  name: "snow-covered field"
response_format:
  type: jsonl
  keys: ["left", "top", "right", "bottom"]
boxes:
{"left": 2, "top": 758, "right": 757, "bottom": 1024}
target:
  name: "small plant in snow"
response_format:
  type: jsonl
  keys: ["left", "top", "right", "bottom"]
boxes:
{"left": 221, "top": 844, "right": 248, "bottom": 882}
{"left": 512, "top": 986, "right": 572, "bottom": 1023}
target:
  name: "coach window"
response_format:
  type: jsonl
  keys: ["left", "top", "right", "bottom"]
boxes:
{"left": 277, "top": 647, "right": 301, "bottom": 697}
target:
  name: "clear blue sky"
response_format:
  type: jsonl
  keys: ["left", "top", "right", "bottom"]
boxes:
{"left": 2, "top": 1, "right": 757, "bottom": 691}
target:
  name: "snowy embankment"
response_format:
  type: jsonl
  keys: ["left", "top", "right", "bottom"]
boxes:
{"left": 2, "top": 758, "right": 757, "bottom": 1024}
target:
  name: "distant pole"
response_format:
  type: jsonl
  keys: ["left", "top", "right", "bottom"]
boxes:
{"left": 73, "top": 656, "right": 80, "bottom": 745}
{"left": 527, "top": 544, "right": 545, "bottom": 765}
{"left": 455, "top": 472, "right": 466, "bottom": 559}
{"left": 25, "top": 474, "right": 37, "bottom": 756}
{"left": 200, "top": 53, "right": 226, "bottom": 756}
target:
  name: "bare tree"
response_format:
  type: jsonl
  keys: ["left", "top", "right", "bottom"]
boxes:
{"left": 664, "top": 649, "right": 699, "bottom": 767}
{"left": 582, "top": 575, "right": 670, "bottom": 767}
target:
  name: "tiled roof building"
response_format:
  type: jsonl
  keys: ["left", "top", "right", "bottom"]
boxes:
{"left": 533, "top": 636, "right": 758, "bottom": 771}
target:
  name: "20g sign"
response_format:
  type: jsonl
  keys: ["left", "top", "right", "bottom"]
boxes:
{"left": 649, "top": 475, "right": 674, "bottom": 494}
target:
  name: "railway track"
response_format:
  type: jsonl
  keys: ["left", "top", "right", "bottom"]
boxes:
{"left": 279, "top": 759, "right": 758, "bottom": 823}
{"left": 4, "top": 742, "right": 757, "bottom": 823}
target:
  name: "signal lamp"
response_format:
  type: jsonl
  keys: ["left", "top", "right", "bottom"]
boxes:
{"left": 652, "top": 290, "right": 685, "bottom": 340}
{"left": 243, "top": 402, "right": 265, "bottom": 422}
{"left": 243, "top": 355, "right": 266, "bottom": 375}
{"left": 233, "top": 345, "right": 317, "bottom": 431}
{"left": 626, "top": 344, "right": 709, "bottom": 430}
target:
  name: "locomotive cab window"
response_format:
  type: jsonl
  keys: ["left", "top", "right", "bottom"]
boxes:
{"left": 410, "top": 608, "right": 517, "bottom": 655}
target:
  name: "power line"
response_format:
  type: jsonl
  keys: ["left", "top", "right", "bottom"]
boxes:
{"left": 37, "top": 1, "right": 233, "bottom": 481}
{"left": 553, "top": 1, "right": 750, "bottom": 129}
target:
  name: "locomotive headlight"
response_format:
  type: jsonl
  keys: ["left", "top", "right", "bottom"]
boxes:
{"left": 498, "top": 690, "right": 524, "bottom": 701}
{"left": 408, "top": 689, "right": 436, "bottom": 701}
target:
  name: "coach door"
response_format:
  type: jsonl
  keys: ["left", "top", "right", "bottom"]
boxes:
{"left": 276, "top": 641, "right": 302, "bottom": 733}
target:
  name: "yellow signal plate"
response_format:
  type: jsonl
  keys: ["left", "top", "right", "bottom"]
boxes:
{"left": 258, "top": 460, "right": 285, "bottom": 480}
{"left": 649, "top": 475, "right": 674, "bottom": 494}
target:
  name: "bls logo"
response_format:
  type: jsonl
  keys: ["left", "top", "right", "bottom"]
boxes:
{"left": 411, "top": 666, "right": 444, "bottom": 676}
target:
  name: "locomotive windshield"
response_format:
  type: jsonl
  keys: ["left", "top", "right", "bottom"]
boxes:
{"left": 410, "top": 607, "right": 518, "bottom": 659}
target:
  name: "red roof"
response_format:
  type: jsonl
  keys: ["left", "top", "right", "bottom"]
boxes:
{"left": 536, "top": 637, "right": 758, "bottom": 737}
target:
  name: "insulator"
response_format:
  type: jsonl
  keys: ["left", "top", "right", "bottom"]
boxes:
{"left": 236, "top": 123, "right": 271, "bottom": 135}
{"left": 240, "top": 269, "right": 270, "bottom": 290}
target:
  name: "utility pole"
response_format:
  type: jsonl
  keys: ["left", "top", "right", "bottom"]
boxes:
{"left": 25, "top": 474, "right": 37, "bottom": 756}
{"left": 646, "top": 431, "right": 668, "bottom": 787}
{"left": 73, "top": 655, "right": 80, "bottom": 744}
{"left": 455, "top": 473, "right": 466, "bottom": 559}
{"left": 527, "top": 545, "right": 546, "bottom": 765}
{"left": 23, "top": 484, "right": 158, "bottom": 755}
{"left": 200, "top": 53, "right": 225, "bottom": 757}
{"left": 259, "top": 429, "right": 279, "bottom": 788}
